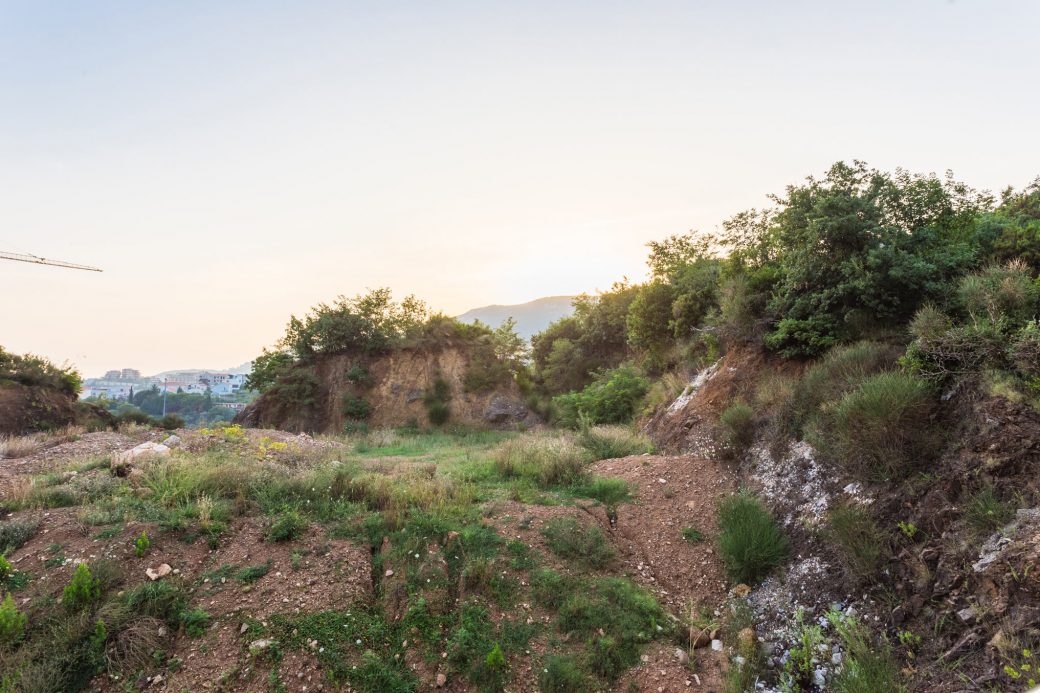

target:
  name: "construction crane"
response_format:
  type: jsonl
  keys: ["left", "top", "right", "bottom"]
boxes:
{"left": 0, "top": 251, "right": 102, "bottom": 272}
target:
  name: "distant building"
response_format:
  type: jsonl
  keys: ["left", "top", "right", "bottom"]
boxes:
{"left": 120, "top": 368, "right": 141, "bottom": 380}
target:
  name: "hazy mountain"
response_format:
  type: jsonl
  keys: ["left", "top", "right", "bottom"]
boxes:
{"left": 457, "top": 296, "right": 576, "bottom": 340}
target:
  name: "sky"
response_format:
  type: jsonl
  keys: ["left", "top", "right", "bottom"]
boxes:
{"left": 2, "top": 0, "right": 1038, "bottom": 377}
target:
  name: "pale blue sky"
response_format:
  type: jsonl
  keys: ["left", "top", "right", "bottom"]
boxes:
{"left": 1, "top": 1, "right": 1038, "bottom": 375}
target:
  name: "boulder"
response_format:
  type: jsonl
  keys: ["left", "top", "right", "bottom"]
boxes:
{"left": 111, "top": 442, "right": 171, "bottom": 476}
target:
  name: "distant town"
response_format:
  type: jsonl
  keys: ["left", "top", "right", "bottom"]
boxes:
{"left": 80, "top": 367, "right": 255, "bottom": 424}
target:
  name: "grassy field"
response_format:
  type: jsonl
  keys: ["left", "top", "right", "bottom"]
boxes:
{"left": 0, "top": 424, "right": 711, "bottom": 692}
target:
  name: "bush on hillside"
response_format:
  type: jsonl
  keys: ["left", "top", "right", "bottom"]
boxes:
{"left": 716, "top": 491, "right": 789, "bottom": 584}
{"left": 553, "top": 366, "right": 650, "bottom": 429}
{"left": 782, "top": 342, "right": 900, "bottom": 437}
{"left": 424, "top": 375, "right": 452, "bottom": 426}
{"left": 158, "top": 414, "right": 184, "bottom": 430}
{"left": 718, "top": 402, "right": 755, "bottom": 460}
{"left": 341, "top": 394, "right": 373, "bottom": 420}
{"left": 0, "top": 347, "right": 82, "bottom": 396}
{"left": 540, "top": 517, "right": 615, "bottom": 570}
{"left": 808, "top": 371, "right": 939, "bottom": 480}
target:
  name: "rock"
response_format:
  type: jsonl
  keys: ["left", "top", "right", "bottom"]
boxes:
{"left": 483, "top": 395, "right": 530, "bottom": 424}
{"left": 674, "top": 648, "right": 690, "bottom": 665}
{"left": 112, "top": 442, "right": 171, "bottom": 476}
{"left": 813, "top": 668, "right": 826, "bottom": 687}
{"left": 435, "top": 673, "right": 447, "bottom": 688}
{"left": 385, "top": 569, "right": 394, "bottom": 577}
{"left": 730, "top": 583, "right": 751, "bottom": 599}
{"left": 162, "top": 434, "right": 182, "bottom": 447}
{"left": 710, "top": 639, "right": 723, "bottom": 651}
{"left": 956, "top": 607, "right": 976, "bottom": 624}
{"left": 249, "top": 638, "right": 276, "bottom": 654}
{"left": 146, "top": 564, "right": 172, "bottom": 581}
{"left": 240, "top": 623, "right": 249, "bottom": 635}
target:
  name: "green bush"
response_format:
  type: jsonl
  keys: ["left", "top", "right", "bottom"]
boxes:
{"left": 573, "top": 477, "right": 632, "bottom": 524}
{"left": 540, "top": 517, "right": 615, "bottom": 570}
{"left": 0, "top": 591, "right": 27, "bottom": 645}
{"left": 808, "top": 371, "right": 938, "bottom": 479}
{"left": 530, "top": 568, "right": 576, "bottom": 609}
{"left": 123, "top": 581, "right": 185, "bottom": 623}
{"left": 716, "top": 492, "right": 789, "bottom": 584}
{"left": 268, "top": 510, "right": 307, "bottom": 542}
{"left": 63, "top": 563, "right": 101, "bottom": 611}
{"left": 553, "top": 366, "right": 651, "bottom": 429}
{"left": 158, "top": 413, "right": 185, "bottom": 430}
{"left": 719, "top": 401, "right": 755, "bottom": 459}
{"left": 0, "top": 555, "right": 12, "bottom": 583}
{"left": 180, "top": 608, "right": 211, "bottom": 637}
{"left": 424, "top": 375, "right": 452, "bottom": 426}
{"left": 341, "top": 393, "right": 373, "bottom": 420}
{"left": 540, "top": 655, "right": 594, "bottom": 692}
{"left": 345, "top": 364, "right": 373, "bottom": 387}
{"left": 826, "top": 505, "right": 888, "bottom": 582}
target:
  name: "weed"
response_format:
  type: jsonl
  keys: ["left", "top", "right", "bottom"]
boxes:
{"left": 237, "top": 561, "right": 272, "bottom": 583}
{"left": 965, "top": 483, "right": 1015, "bottom": 535}
{"left": 541, "top": 517, "right": 615, "bottom": 570}
{"left": 716, "top": 491, "right": 789, "bottom": 584}
{"left": 506, "top": 540, "right": 536, "bottom": 570}
{"left": 0, "top": 555, "right": 11, "bottom": 582}
{"left": 827, "top": 608, "right": 905, "bottom": 692}
{"left": 494, "top": 433, "right": 589, "bottom": 488}
{"left": 897, "top": 520, "right": 919, "bottom": 540}
{"left": 682, "top": 527, "right": 705, "bottom": 543}
{"left": 180, "top": 608, "right": 211, "bottom": 637}
{"left": 134, "top": 530, "right": 151, "bottom": 557}
{"left": 268, "top": 510, "right": 307, "bottom": 542}
{"left": 123, "top": 581, "right": 185, "bottom": 623}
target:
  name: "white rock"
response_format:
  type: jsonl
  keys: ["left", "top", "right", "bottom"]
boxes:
{"left": 162, "top": 434, "right": 182, "bottom": 447}
{"left": 710, "top": 639, "right": 723, "bottom": 651}
{"left": 146, "top": 563, "right": 173, "bottom": 581}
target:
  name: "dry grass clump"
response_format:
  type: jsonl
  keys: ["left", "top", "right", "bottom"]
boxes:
{"left": 344, "top": 469, "right": 474, "bottom": 527}
{"left": 494, "top": 433, "right": 590, "bottom": 488}
{"left": 0, "top": 433, "right": 47, "bottom": 459}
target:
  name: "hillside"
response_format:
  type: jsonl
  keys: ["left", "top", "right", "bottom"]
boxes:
{"left": 456, "top": 296, "right": 575, "bottom": 340}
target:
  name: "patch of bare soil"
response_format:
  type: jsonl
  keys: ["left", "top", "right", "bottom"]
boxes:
{"left": 592, "top": 454, "right": 736, "bottom": 614}
{"left": 164, "top": 519, "right": 371, "bottom": 690}
{"left": 618, "top": 641, "right": 726, "bottom": 692}
{"left": 0, "top": 430, "right": 146, "bottom": 492}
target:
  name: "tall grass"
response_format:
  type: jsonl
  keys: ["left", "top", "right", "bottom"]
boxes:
{"left": 808, "top": 371, "right": 938, "bottom": 480}
{"left": 494, "top": 433, "right": 589, "bottom": 488}
{"left": 540, "top": 517, "right": 616, "bottom": 570}
{"left": 577, "top": 425, "right": 654, "bottom": 460}
{"left": 826, "top": 505, "right": 889, "bottom": 583}
{"left": 716, "top": 492, "right": 789, "bottom": 584}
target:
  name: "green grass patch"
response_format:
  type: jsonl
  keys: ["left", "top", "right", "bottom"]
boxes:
{"left": 540, "top": 517, "right": 615, "bottom": 570}
{"left": 716, "top": 491, "right": 789, "bottom": 584}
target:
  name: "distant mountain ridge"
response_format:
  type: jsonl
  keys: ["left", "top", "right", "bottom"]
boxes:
{"left": 457, "top": 296, "right": 576, "bottom": 340}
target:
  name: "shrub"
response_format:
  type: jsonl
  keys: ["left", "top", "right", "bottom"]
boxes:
{"left": 63, "top": 563, "right": 101, "bottom": 611}
{"left": 718, "top": 402, "right": 754, "bottom": 459}
{"left": 158, "top": 414, "right": 185, "bottom": 430}
{"left": 179, "top": 608, "right": 211, "bottom": 637}
{"left": 808, "top": 371, "right": 938, "bottom": 480}
{"left": 123, "top": 581, "right": 185, "bottom": 623}
{"left": 116, "top": 409, "right": 156, "bottom": 427}
{"left": 236, "top": 561, "right": 271, "bottom": 583}
{"left": 540, "top": 655, "right": 594, "bottom": 692}
{"left": 540, "top": 517, "right": 615, "bottom": 570}
{"left": 341, "top": 393, "right": 373, "bottom": 420}
{"left": 0, "top": 592, "right": 27, "bottom": 645}
{"left": 493, "top": 434, "right": 589, "bottom": 488}
{"left": 345, "top": 364, "right": 373, "bottom": 387}
{"left": 0, "top": 555, "right": 12, "bottom": 582}
{"left": 553, "top": 366, "right": 651, "bottom": 429}
{"left": 134, "top": 531, "right": 150, "bottom": 557}
{"left": 530, "top": 568, "right": 576, "bottom": 609}
{"left": 826, "top": 505, "right": 889, "bottom": 582}
{"left": 1011, "top": 321, "right": 1040, "bottom": 379}
{"left": 267, "top": 510, "right": 308, "bottom": 542}
{"left": 682, "top": 527, "right": 704, "bottom": 543}
{"left": 578, "top": 425, "right": 653, "bottom": 460}
{"left": 0, "top": 518, "right": 39, "bottom": 554}
{"left": 716, "top": 492, "right": 788, "bottom": 584}
{"left": 424, "top": 375, "right": 452, "bottom": 426}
